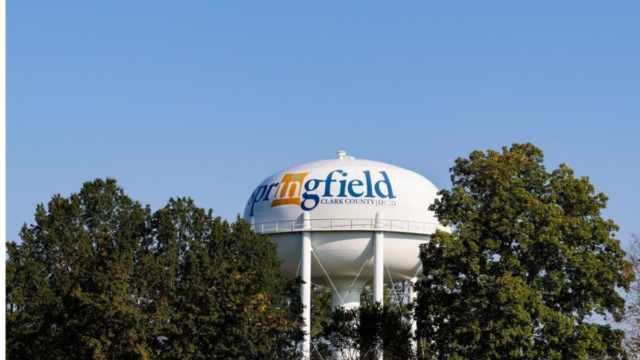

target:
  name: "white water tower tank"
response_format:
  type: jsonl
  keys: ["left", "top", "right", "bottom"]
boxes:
{"left": 243, "top": 151, "right": 446, "bottom": 359}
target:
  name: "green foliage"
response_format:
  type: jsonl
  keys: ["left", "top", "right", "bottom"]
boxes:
{"left": 149, "top": 198, "right": 303, "bottom": 359}
{"left": 6, "top": 179, "right": 154, "bottom": 360}
{"left": 320, "top": 302, "right": 415, "bottom": 360}
{"left": 623, "top": 234, "right": 640, "bottom": 357}
{"left": 310, "top": 284, "right": 334, "bottom": 359}
{"left": 310, "top": 283, "right": 414, "bottom": 359}
{"left": 6, "top": 179, "right": 302, "bottom": 360}
{"left": 415, "top": 143, "right": 634, "bottom": 360}
{"left": 361, "top": 282, "right": 412, "bottom": 318}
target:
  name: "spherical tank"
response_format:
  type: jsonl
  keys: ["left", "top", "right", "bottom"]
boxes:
{"left": 243, "top": 151, "right": 446, "bottom": 358}
{"left": 243, "top": 151, "right": 446, "bottom": 293}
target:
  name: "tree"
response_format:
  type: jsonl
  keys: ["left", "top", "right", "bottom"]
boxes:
{"left": 150, "top": 198, "right": 303, "bottom": 359}
{"left": 320, "top": 303, "right": 415, "bottom": 360}
{"left": 310, "top": 284, "right": 334, "bottom": 360}
{"left": 6, "top": 178, "right": 155, "bottom": 360}
{"left": 6, "top": 179, "right": 303, "bottom": 360}
{"left": 415, "top": 143, "right": 634, "bottom": 360}
{"left": 624, "top": 233, "right": 640, "bottom": 358}
{"left": 310, "top": 283, "right": 415, "bottom": 359}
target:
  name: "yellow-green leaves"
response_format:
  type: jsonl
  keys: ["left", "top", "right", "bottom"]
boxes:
{"left": 416, "top": 143, "right": 632, "bottom": 360}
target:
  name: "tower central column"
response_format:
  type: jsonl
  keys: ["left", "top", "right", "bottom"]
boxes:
{"left": 331, "top": 277, "right": 367, "bottom": 310}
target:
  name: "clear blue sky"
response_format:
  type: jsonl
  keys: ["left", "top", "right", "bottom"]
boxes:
{"left": 8, "top": 2, "right": 640, "bottom": 249}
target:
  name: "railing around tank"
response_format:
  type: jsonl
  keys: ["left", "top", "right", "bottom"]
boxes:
{"left": 251, "top": 219, "right": 442, "bottom": 235}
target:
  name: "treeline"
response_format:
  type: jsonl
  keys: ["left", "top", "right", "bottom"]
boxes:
{"left": 6, "top": 143, "right": 636, "bottom": 359}
{"left": 6, "top": 179, "right": 303, "bottom": 359}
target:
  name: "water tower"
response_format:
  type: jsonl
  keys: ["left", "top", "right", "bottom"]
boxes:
{"left": 243, "top": 151, "right": 445, "bottom": 359}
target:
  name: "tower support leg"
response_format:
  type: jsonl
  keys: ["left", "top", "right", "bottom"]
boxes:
{"left": 373, "top": 213, "right": 384, "bottom": 305}
{"left": 373, "top": 213, "right": 385, "bottom": 360}
{"left": 301, "top": 213, "right": 312, "bottom": 360}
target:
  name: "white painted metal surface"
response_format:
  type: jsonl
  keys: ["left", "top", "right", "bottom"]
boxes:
{"left": 244, "top": 154, "right": 441, "bottom": 227}
{"left": 373, "top": 213, "right": 384, "bottom": 304}
{"left": 301, "top": 212, "right": 311, "bottom": 359}
{"left": 251, "top": 218, "right": 439, "bottom": 235}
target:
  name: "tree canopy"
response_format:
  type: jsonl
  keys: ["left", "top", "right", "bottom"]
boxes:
{"left": 623, "top": 233, "right": 640, "bottom": 358}
{"left": 319, "top": 302, "right": 415, "bottom": 360}
{"left": 415, "top": 143, "right": 634, "bottom": 360}
{"left": 6, "top": 178, "right": 302, "bottom": 360}
{"left": 8, "top": 145, "right": 633, "bottom": 360}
